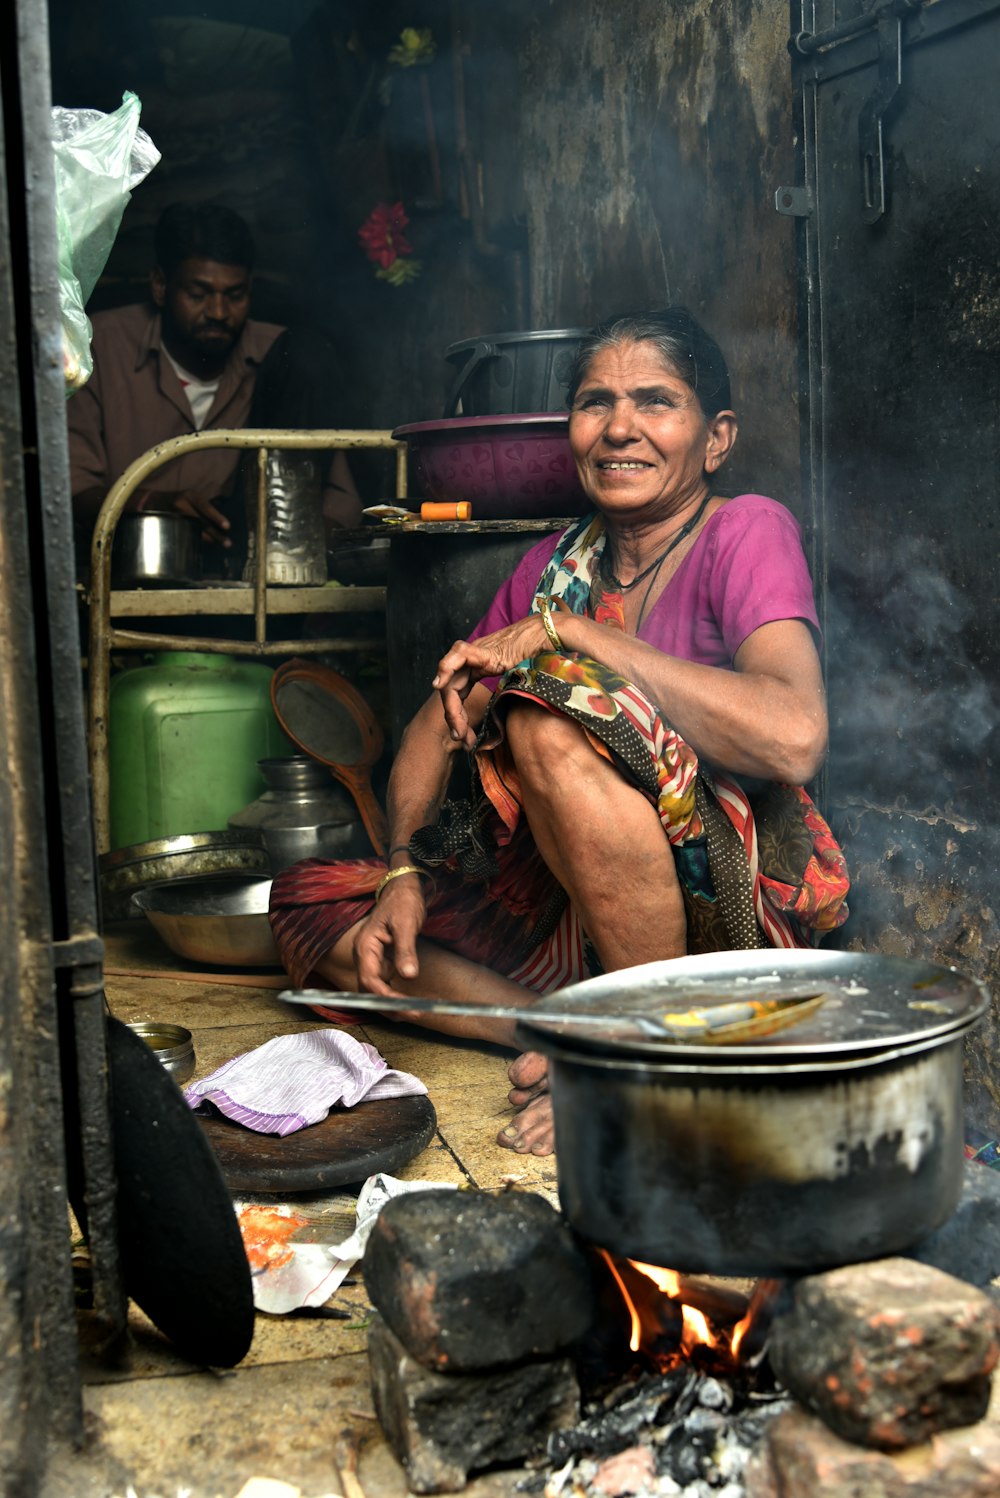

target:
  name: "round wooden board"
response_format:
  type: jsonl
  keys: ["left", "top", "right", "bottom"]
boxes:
{"left": 196, "top": 1093, "right": 438, "bottom": 1193}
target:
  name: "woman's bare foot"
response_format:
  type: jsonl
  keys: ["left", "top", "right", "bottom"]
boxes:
{"left": 497, "top": 1094, "right": 556, "bottom": 1155}
{"left": 506, "top": 1049, "right": 549, "bottom": 1106}
{"left": 496, "top": 1051, "right": 555, "bottom": 1155}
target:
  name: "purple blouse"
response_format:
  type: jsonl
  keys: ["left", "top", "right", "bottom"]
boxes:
{"left": 468, "top": 495, "right": 820, "bottom": 682}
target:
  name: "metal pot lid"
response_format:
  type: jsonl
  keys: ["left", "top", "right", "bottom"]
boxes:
{"left": 515, "top": 947, "right": 990, "bottom": 1062}
{"left": 391, "top": 413, "right": 570, "bottom": 439}
{"left": 444, "top": 328, "right": 588, "bottom": 354}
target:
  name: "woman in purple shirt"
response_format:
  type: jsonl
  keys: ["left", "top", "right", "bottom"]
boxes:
{"left": 270, "top": 309, "right": 849, "bottom": 1156}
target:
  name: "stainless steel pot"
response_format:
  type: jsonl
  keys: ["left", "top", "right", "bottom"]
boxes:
{"left": 518, "top": 949, "right": 988, "bottom": 1275}
{"left": 111, "top": 512, "right": 202, "bottom": 587}
{"left": 228, "top": 756, "right": 370, "bottom": 872}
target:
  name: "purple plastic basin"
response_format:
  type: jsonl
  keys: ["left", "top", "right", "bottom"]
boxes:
{"left": 391, "top": 413, "right": 587, "bottom": 520}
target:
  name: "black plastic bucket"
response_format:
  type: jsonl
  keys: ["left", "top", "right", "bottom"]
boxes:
{"left": 444, "top": 328, "right": 588, "bottom": 416}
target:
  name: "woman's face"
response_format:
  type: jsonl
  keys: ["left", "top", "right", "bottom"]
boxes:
{"left": 569, "top": 341, "right": 735, "bottom": 523}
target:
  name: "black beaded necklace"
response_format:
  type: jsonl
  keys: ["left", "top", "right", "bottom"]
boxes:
{"left": 602, "top": 491, "right": 714, "bottom": 596}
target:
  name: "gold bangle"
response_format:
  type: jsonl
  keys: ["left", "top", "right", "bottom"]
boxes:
{"left": 538, "top": 596, "right": 563, "bottom": 651}
{"left": 373, "top": 864, "right": 434, "bottom": 902}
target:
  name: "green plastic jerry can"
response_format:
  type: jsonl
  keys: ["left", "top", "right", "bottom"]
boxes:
{"left": 108, "top": 651, "right": 294, "bottom": 849}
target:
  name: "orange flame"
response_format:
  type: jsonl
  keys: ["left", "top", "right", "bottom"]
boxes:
{"left": 598, "top": 1251, "right": 780, "bottom": 1373}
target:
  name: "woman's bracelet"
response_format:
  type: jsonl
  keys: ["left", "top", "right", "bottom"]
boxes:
{"left": 538, "top": 596, "right": 563, "bottom": 652}
{"left": 374, "top": 864, "right": 435, "bottom": 902}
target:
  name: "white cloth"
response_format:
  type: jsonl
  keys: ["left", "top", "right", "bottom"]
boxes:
{"left": 185, "top": 1029, "right": 427, "bottom": 1136}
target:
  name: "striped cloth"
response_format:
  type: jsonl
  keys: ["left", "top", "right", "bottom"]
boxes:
{"left": 184, "top": 1029, "right": 427, "bottom": 1136}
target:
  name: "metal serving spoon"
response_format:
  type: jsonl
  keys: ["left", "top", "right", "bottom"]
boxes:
{"left": 277, "top": 988, "right": 827, "bottom": 1044}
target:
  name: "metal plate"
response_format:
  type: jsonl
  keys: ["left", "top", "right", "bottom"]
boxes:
{"left": 104, "top": 1018, "right": 255, "bottom": 1367}
{"left": 99, "top": 830, "right": 271, "bottom": 920}
{"left": 515, "top": 948, "right": 990, "bottom": 1061}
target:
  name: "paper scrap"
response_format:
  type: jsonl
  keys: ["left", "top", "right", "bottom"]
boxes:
{"left": 236, "top": 1172, "right": 458, "bottom": 1314}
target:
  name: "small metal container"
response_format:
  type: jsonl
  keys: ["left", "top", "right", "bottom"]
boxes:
{"left": 127, "top": 1022, "right": 196, "bottom": 1085}
{"left": 111, "top": 513, "right": 203, "bottom": 587}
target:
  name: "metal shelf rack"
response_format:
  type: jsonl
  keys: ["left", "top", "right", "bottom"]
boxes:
{"left": 86, "top": 427, "right": 406, "bottom": 853}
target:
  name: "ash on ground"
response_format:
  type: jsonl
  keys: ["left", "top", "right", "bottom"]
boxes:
{"left": 519, "top": 1367, "right": 791, "bottom": 1498}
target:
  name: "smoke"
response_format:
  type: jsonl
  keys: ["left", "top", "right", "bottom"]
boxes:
{"left": 819, "top": 535, "right": 999, "bottom": 972}
{"left": 825, "top": 537, "right": 997, "bottom": 809}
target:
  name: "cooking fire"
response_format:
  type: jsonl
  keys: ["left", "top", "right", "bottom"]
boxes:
{"left": 595, "top": 1253, "right": 783, "bottom": 1378}
{"left": 543, "top": 1253, "right": 791, "bottom": 1497}
{"left": 360, "top": 1187, "right": 1000, "bottom": 1496}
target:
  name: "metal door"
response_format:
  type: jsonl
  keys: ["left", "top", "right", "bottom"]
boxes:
{"left": 786, "top": 0, "right": 1000, "bottom": 1128}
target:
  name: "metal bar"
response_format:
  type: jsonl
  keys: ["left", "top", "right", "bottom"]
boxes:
{"left": 106, "top": 629, "right": 386, "bottom": 656}
{"left": 15, "top": 0, "right": 129, "bottom": 1360}
{"left": 0, "top": 0, "right": 106, "bottom": 1463}
{"left": 254, "top": 445, "right": 267, "bottom": 643}
{"left": 792, "top": 0, "right": 1000, "bottom": 80}
{"left": 106, "top": 584, "right": 387, "bottom": 616}
{"left": 395, "top": 440, "right": 408, "bottom": 500}
{"left": 858, "top": 13, "right": 903, "bottom": 222}
{"left": 794, "top": 0, "right": 923, "bottom": 54}
{"left": 790, "top": 0, "right": 831, "bottom": 813}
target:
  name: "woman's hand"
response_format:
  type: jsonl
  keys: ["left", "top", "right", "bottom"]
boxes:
{"left": 352, "top": 874, "right": 427, "bottom": 997}
{"left": 432, "top": 615, "right": 551, "bottom": 748}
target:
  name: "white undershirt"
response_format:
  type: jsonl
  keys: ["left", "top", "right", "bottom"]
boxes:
{"left": 162, "top": 348, "right": 221, "bottom": 430}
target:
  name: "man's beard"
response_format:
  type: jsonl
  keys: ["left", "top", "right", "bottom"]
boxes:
{"left": 163, "top": 316, "right": 238, "bottom": 376}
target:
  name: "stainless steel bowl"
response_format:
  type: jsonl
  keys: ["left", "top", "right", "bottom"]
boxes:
{"left": 130, "top": 876, "right": 281, "bottom": 968}
{"left": 127, "top": 1022, "right": 196, "bottom": 1085}
{"left": 100, "top": 830, "right": 271, "bottom": 921}
{"left": 111, "top": 512, "right": 203, "bottom": 587}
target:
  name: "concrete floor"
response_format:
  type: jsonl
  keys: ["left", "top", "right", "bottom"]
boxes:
{"left": 47, "top": 924, "right": 1000, "bottom": 1498}
{"left": 47, "top": 921, "right": 558, "bottom": 1498}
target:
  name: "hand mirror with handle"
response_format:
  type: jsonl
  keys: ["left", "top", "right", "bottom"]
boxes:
{"left": 270, "top": 658, "right": 388, "bottom": 856}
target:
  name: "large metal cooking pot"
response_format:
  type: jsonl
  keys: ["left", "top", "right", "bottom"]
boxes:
{"left": 517, "top": 949, "right": 988, "bottom": 1275}
{"left": 443, "top": 327, "right": 588, "bottom": 417}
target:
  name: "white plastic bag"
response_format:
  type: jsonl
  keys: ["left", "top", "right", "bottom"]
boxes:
{"left": 51, "top": 90, "right": 160, "bottom": 395}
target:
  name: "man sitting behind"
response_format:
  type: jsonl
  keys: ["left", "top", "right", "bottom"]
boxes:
{"left": 68, "top": 201, "right": 359, "bottom": 566}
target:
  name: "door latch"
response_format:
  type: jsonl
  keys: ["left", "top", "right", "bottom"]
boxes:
{"left": 858, "top": 13, "right": 904, "bottom": 223}
{"left": 774, "top": 186, "right": 813, "bottom": 219}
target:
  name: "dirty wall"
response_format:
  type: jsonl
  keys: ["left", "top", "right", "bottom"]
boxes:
{"left": 517, "top": 0, "right": 801, "bottom": 506}
{"left": 788, "top": 0, "right": 1000, "bottom": 1132}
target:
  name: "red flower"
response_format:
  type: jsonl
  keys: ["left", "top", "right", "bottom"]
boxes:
{"left": 358, "top": 201, "right": 413, "bottom": 269}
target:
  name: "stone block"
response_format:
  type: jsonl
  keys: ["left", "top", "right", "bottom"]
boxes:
{"left": 769, "top": 1256, "right": 1000, "bottom": 1449}
{"left": 744, "top": 1405, "right": 1000, "bottom": 1498}
{"left": 368, "top": 1314, "right": 580, "bottom": 1493}
{"left": 362, "top": 1187, "right": 595, "bottom": 1371}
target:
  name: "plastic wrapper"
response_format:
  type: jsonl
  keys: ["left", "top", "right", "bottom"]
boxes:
{"left": 51, "top": 90, "right": 160, "bottom": 395}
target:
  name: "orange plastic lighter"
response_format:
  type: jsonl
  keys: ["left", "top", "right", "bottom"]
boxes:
{"left": 420, "top": 501, "right": 472, "bottom": 521}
